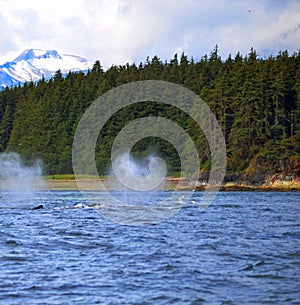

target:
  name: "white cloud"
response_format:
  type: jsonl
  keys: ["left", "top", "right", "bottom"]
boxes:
{"left": 0, "top": 0, "right": 299, "bottom": 67}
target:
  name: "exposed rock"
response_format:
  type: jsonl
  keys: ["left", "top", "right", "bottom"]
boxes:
{"left": 245, "top": 157, "right": 300, "bottom": 187}
{"left": 197, "top": 157, "right": 300, "bottom": 190}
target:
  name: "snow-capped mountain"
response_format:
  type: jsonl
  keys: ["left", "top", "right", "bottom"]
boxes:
{"left": 0, "top": 49, "right": 93, "bottom": 89}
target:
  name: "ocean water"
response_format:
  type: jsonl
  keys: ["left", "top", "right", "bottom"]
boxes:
{"left": 0, "top": 191, "right": 299, "bottom": 305}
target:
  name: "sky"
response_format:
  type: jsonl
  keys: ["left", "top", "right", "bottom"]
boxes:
{"left": 0, "top": 0, "right": 300, "bottom": 68}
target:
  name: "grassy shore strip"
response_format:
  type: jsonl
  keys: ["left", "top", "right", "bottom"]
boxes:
{"left": 43, "top": 174, "right": 101, "bottom": 180}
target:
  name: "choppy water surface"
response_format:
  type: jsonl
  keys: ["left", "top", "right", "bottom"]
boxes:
{"left": 0, "top": 191, "right": 299, "bottom": 304}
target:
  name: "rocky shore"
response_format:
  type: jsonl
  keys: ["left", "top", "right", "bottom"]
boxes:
{"left": 196, "top": 157, "right": 300, "bottom": 191}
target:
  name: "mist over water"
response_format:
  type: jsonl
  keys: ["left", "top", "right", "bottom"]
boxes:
{"left": 0, "top": 152, "right": 43, "bottom": 206}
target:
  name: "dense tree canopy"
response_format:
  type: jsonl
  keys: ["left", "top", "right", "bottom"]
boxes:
{"left": 0, "top": 47, "right": 299, "bottom": 175}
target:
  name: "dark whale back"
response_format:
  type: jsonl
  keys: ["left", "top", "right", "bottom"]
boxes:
{"left": 30, "top": 204, "right": 44, "bottom": 210}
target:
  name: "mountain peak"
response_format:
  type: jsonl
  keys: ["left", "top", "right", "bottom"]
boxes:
{"left": 0, "top": 49, "right": 92, "bottom": 89}
{"left": 14, "top": 49, "right": 63, "bottom": 62}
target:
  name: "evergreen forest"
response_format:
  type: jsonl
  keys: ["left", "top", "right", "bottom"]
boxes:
{"left": 0, "top": 47, "right": 299, "bottom": 176}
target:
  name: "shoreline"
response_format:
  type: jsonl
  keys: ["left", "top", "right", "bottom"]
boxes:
{"left": 1, "top": 178, "right": 299, "bottom": 192}
{"left": 40, "top": 178, "right": 300, "bottom": 191}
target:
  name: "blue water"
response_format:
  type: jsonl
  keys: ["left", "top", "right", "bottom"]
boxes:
{"left": 0, "top": 191, "right": 299, "bottom": 304}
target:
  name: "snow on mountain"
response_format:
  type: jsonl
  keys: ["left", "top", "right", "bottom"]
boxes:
{"left": 0, "top": 49, "right": 93, "bottom": 89}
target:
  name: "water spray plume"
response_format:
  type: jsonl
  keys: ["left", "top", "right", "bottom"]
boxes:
{"left": 0, "top": 152, "right": 43, "bottom": 207}
{"left": 111, "top": 153, "right": 166, "bottom": 191}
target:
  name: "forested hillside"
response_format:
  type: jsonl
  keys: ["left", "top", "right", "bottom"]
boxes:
{"left": 0, "top": 47, "right": 299, "bottom": 176}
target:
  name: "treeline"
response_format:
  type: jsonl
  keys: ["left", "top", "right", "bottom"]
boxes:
{"left": 0, "top": 47, "right": 299, "bottom": 175}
